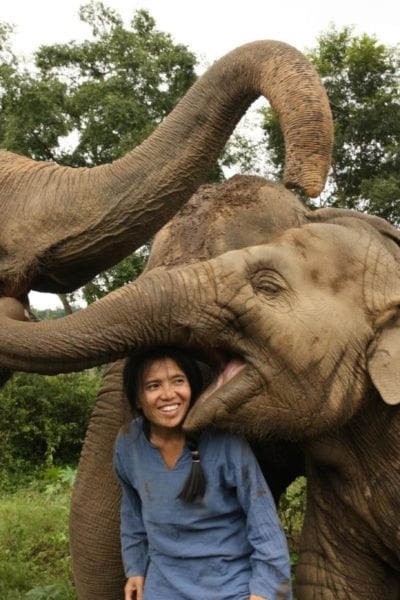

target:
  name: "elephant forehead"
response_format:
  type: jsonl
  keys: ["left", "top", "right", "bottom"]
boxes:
{"left": 269, "top": 224, "right": 373, "bottom": 274}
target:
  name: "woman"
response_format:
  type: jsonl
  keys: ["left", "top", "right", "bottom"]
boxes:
{"left": 114, "top": 347, "right": 292, "bottom": 600}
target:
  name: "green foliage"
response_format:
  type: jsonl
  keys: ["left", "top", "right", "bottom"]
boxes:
{"left": 80, "top": 244, "right": 150, "bottom": 303}
{"left": 1, "top": 3, "right": 198, "bottom": 165}
{"left": 32, "top": 306, "right": 70, "bottom": 321}
{"left": 220, "top": 112, "right": 272, "bottom": 179}
{"left": 262, "top": 26, "right": 400, "bottom": 222}
{"left": 279, "top": 476, "right": 306, "bottom": 567}
{"left": 0, "top": 371, "right": 100, "bottom": 479}
{"left": 1, "top": 75, "right": 70, "bottom": 161}
{"left": 0, "top": 476, "right": 76, "bottom": 598}
{"left": 0, "top": 471, "right": 304, "bottom": 596}
{"left": 40, "top": 465, "right": 77, "bottom": 498}
{"left": 32, "top": 2, "right": 197, "bottom": 167}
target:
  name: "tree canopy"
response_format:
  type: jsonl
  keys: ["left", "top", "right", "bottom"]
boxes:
{"left": 1, "top": 2, "right": 197, "bottom": 165}
{"left": 262, "top": 26, "right": 400, "bottom": 224}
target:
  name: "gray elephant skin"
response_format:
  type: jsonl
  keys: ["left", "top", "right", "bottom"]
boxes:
{"left": 1, "top": 39, "right": 398, "bottom": 599}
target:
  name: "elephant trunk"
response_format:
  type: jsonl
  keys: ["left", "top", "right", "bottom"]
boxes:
{"left": 1, "top": 40, "right": 333, "bottom": 295}
{"left": 0, "top": 264, "right": 211, "bottom": 374}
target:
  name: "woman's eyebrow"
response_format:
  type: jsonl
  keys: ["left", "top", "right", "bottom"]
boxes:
{"left": 143, "top": 377, "right": 161, "bottom": 385}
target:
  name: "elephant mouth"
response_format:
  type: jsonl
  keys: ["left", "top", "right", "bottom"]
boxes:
{"left": 184, "top": 350, "right": 249, "bottom": 429}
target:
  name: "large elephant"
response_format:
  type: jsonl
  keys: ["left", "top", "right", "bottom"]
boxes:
{"left": 68, "top": 174, "right": 400, "bottom": 599}
{"left": 0, "top": 40, "right": 331, "bottom": 302}
{"left": 70, "top": 177, "right": 309, "bottom": 598}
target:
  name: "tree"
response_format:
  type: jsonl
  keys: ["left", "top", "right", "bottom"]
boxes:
{"left": 262, "top": 26, "right": 400, "bottom": 223}
{"left": 33, "top": 2, "right": 197, "bottom": 167}
{"left": 0, "top": 22, "right": 71, "bottom": 162}
{"left": 1, "top": 2, "right": 198, "bottom": 167}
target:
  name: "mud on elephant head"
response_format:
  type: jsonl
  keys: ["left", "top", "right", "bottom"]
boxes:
{"left": 1, "top": 40, "right": 399, "bottom": 599}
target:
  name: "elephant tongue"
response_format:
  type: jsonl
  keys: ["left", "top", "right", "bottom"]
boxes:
{"left": 185, "top": 356, "right": 246, "bottom": 430}
{"left": 214, "top": 357, "right": 246, "bottom": 390}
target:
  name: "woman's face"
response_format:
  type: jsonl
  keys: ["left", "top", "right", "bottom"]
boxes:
{"left": 138, "top": 357, "right": 192, "bottom": 431}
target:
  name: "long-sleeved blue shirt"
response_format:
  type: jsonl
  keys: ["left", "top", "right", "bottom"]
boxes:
{"left": 114, "top": 418, "right": 292, "bottom": 600}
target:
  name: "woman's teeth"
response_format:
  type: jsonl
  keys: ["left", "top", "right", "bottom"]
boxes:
{"left": 159, "top": 404, "right": 179, "bottom": 413}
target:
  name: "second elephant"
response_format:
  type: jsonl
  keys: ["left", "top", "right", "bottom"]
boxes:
{"left": 72, "top": 175, "right": 400, "bottom": 598}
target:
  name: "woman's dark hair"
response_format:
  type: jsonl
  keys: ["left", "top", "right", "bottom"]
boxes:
{"left": 123, "top": 347, "right": 206, "bottom": 503}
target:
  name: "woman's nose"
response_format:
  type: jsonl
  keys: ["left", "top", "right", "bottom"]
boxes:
{"left": 160, "top": 384, "right": 175, "bottom": 399}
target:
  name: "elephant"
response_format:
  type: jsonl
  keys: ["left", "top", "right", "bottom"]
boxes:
{"left": 66, "top": 173, "right": 400, "bottom": 599}
{"left": 0, "top": 40, "right": 331, "bottom": 303}
{"left": 70, "top": 177, "right": 309, "bottom": 598}
{"left": 5, "top": 38, "right": 395, "bottom": 599}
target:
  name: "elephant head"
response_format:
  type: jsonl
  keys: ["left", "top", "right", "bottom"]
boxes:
{"left": 86, "top": 188, "right": 400, "bottom": 598}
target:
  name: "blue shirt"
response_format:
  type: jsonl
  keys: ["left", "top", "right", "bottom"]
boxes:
{"left": 114, "top": 418, "right": 292, "bottom": 600}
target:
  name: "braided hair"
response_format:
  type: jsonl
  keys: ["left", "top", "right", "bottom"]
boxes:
{"left": 123, "top": 347, "right": 207, "bottom": 503}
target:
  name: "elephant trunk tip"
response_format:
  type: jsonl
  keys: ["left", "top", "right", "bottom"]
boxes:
{"left": 284, "top": 168, "right": 328, "bottom": 199}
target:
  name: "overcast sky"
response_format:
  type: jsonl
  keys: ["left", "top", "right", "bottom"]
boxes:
{"left": 2, "top": 0, "right": 398, "bottom": 309}
{"left": 2, "top": 0, "right": 398, "bottom": 61}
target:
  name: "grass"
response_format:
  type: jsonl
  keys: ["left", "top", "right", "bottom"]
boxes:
{"left": 0, "top": 469, "right": 305, "bottom": 597}
{"left": 0, "top": 469, "right": 77, "bottom": 599}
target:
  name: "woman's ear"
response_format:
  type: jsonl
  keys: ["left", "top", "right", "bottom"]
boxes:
{"left": 368, "top": 313, "right": 400, "bottom": 405}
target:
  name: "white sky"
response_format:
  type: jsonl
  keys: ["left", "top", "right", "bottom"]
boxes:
{"left": 2, "top": 0, "right": 399, "bottom": 60}
{"left": 1, "top": 0, "right": 398, "bottom": 309}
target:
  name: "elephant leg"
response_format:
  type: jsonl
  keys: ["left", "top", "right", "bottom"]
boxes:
{"left": 295, "top": 486, "right": 400, "bottom": 599}
{"left": 70, "top": 360, "right": 130, "bottom": 599}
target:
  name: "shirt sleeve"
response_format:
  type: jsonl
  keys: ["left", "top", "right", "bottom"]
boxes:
{"left": 223, "top": 434, "right": 292, "bottom": 600}
{"left": 113, "top": 440, "right": 149, "bottom": 578}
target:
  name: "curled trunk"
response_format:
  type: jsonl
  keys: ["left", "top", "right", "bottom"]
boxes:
{"left": 0, "top": 41, "right": 333, "bottom": 296}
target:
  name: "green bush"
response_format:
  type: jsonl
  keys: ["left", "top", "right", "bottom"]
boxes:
{"left": 0, "top": 370, "right": 101, "bottom": 480}
{"left": 279, "top": 476, "right": 306, "bottom": 567}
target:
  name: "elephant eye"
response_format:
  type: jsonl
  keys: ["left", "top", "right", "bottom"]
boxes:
{"left": 252, "top": 270, "right": 284, "bottom": 295}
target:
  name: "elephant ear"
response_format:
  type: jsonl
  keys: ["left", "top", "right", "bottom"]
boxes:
{"left": 368, "top": 315, "right": 400, "bottom": 405}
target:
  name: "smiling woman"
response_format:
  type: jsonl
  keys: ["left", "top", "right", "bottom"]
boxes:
{"left": 113, "top": 346, "right": 292, "bottom": 600}
{"left": 133, "top": 354, "right": 195, "bottom": 433}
